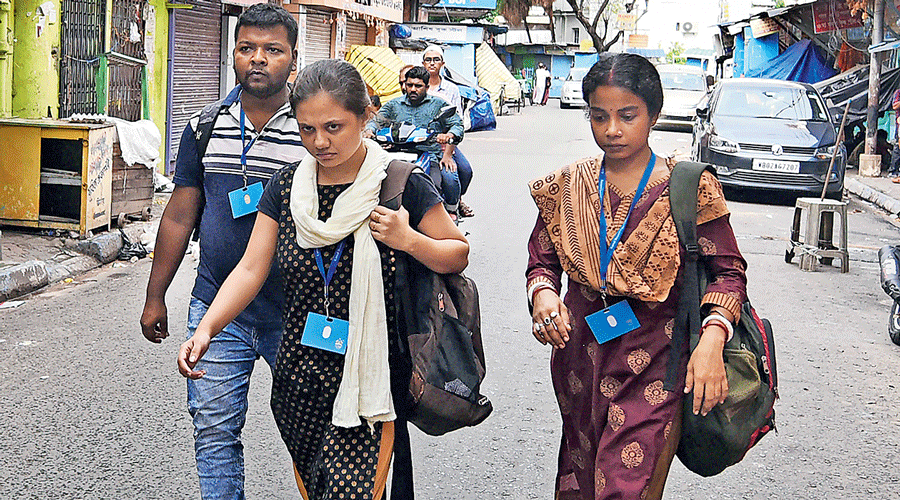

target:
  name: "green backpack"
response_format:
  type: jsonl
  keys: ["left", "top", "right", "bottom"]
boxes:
{"left": 668, "top": 161, "right": 779, "bottom": 477}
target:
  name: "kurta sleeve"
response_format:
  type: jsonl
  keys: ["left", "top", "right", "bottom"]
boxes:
{"left": 526, "top": 215, "right": 564, "bottom": 299}
{"left": 694, "top": 172, "right": 748, "bottom": 321}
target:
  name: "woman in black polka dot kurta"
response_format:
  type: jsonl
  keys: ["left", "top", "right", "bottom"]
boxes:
{"left": 178, "top": 60, "right": 469, "bottom": 500}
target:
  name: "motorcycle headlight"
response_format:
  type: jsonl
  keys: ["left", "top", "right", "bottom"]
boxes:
{"left": 708, "top": 135, "right": 739, "bottom": 154}
{"left": 815, "top": 144, "right": 837, "bottom": 160}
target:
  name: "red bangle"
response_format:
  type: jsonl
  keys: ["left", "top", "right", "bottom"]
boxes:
{"left": 700, "top": 320, "right": 729, "bottom": 341}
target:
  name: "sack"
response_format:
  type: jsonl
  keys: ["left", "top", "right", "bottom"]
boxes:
{"left": 381, "top": 160, "right": 493, "bottom": 436}
{"left": 668, "top": 161, "right": 779, "bottom": 477}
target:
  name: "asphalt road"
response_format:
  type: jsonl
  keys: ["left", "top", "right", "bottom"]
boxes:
{"left": 2, "top": 101, "right": 900, "bottom": 499}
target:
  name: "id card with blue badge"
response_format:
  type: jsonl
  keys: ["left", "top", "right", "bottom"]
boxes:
{"left": 590, "top": 151, "right": 655, "bottom": 344}
{"left": 228, "top": 107, "right": 263, "bottom": 219}
{"left": 302, "top": 313, "right": 349, "bottom": 354}
{"left": 228, "top": 182, "right": 263, "bottom": 219}
{"left": 302, "top": 240, "right": 349, "bottom": 355}
{"left": 585, "top": 300, "right": 640, "bottom": 344}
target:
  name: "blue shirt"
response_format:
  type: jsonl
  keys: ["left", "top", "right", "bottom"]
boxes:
{"left": 367, "top": 94, "right": 464, "bottom": 155}
{"left": 172, "top": 85, "right": 306, "bottom": 329}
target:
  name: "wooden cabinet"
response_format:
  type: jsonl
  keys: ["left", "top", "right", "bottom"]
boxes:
{"left": 0, "top": 119, "right": 114, "bottom": 235}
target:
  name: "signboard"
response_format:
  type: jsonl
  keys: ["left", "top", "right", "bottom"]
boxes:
{"left": 408, "top": 24, "right": 469, "bottom": 42}
{"left": 750, "top": 17, "right": 778, "bottom": 38}
{"left": 813, "top": 0, "right": 862, "bottom": 34}
{"left": 616, "top": 13, "right": 637, "bottom": 31}
{"left": 434, "top": 0, "right": 497, "bottom": 9}
{"left": 627, "top": 34, "right": 648, "bottom": 48}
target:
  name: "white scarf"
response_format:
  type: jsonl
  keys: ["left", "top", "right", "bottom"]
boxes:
{"left": 290, "top": 138, "right": 396, "bottom": 428}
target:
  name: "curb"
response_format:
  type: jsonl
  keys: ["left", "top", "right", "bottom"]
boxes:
{"left": 0, "top": 224, "right": 151, "bottom": 302}
{"left": 845, "top": 178, "right": 900, "bottom": 216}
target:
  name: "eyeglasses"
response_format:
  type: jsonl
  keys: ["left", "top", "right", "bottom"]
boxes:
{"left": 423, "top": 57, "right": 443, "bottom": 63}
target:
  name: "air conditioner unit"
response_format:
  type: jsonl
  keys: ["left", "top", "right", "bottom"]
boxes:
{"left": 682, "top": 21, "right": 694, "bottom": 32}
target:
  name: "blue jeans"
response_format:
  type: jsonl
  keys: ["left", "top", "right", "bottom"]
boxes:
{"left": 186, "top": 298, "right": 282, "bottom": 500}
{"left": 453, "top": 148, "right": 473, "bottom": 196}
{"left": 439, "top": 168, "right": 461, "bottom": 211}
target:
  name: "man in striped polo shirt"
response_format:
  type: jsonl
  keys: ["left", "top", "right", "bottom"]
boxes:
{"left": 139, "top": 4, "right": 304, "bottom": 498}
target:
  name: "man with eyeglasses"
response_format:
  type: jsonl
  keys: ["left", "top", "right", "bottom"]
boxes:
{"left": 422, "top": 45, "right": 475, "bottom": 218}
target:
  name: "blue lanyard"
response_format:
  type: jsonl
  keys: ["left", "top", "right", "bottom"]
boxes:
{"left": 314, "top": 240, "right": 346, "bottom": 318}
{"left": 598, "top": 152, "right": 657, "bottom": 301}
{"left": 239, "top": 108, "right": 259, "bottom": 188}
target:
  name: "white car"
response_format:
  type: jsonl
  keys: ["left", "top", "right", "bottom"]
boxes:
{"left": 654, "top": 64, "right": 709, "bottom": 130}
{"left": 560, "top": 67, "right": 589, "bottom": 108}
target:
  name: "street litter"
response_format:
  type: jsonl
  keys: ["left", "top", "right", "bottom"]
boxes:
{"left": 118, "top": 229, "right": 149, "bottom": 261}
{"left": 63, "top": 278, "right": 74, "bottom": 283}
{"left": 0, "top": 301, "right": 25, "bottom": 309}
{"left": 18, "top": 340, "right": 34, "bottom": 346}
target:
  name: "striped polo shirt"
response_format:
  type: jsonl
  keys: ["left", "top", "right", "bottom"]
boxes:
{"left": 173, "top": 85, "right": 306, "bottom": 330}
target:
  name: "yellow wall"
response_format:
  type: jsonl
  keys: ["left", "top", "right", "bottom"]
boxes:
{"left": 11, "top": 0, "right": 60, "bottom": 118}
{"left": 146, "top": 0, "right": 168, "bottom": 171}
{"left": 0, "top": 0, "right": 12, "bottom": 117}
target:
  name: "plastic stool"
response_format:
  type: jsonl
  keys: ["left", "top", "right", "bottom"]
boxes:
{"left": 785, "top": 197, "right": 849, "bottom": 273}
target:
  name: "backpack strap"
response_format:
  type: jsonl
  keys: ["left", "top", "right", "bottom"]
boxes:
{"left": 194, "top": 98, "right": 228, "bottom": 163}
{"left": 381, "top": 159, "right": 421, "bottom": 210}
{"left": 664, "top": 161, "right": 717, "bottom": 391}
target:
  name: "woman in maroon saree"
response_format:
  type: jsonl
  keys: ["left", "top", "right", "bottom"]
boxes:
{"left": 526, "top": 54, "right": 747, "bottom": 500}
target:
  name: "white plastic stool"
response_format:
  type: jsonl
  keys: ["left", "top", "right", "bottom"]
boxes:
{"left": 785, "top": 197, "right": 849, "bottom": 273}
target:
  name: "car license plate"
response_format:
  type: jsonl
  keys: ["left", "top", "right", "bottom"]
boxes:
{"left": 752, "top": 159, "right": 800, "bottom": 173}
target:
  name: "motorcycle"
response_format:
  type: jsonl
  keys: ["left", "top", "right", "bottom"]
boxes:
{"left": 878, "top": 245, "right": 900, "bottom": 346}
{"left": 372, "top": 105, "right": 463, "bottom": 219}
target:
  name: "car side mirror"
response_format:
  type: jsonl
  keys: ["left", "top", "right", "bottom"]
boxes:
{"left": 696, "top": 107, "right": 709, "bottom": 119}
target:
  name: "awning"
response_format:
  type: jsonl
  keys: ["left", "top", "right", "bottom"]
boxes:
{"left": 344, "top": 45, "right": 405, "bottom": 103}
{"left": 625, "top": 48, "right": 665, "bottom": 58}
{"left": 474, "top": 42, "right": 521, "bottom": 113}
{"left": 814, "top": 64, "right": 900, "bottom": 123}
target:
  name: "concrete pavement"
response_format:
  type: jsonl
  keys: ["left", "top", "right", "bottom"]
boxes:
{"left": 0, "top": 197, "right": 164, "bottom": 302}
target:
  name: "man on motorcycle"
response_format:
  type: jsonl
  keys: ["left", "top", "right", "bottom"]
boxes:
{"left": 365, "top": 66, "right": 464, "bottom": 217}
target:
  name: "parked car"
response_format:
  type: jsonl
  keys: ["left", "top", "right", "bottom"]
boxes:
{"left": 560, "top": 67, "right": 589, "bottom": 108}
{"left": 654, "top": 64, "right": 709, "bottom": 130}
{"left": 692, "top": 78, "right": 846, "bottom": 198}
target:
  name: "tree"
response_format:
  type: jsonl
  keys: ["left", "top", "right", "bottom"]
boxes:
{"left": 498, "top": 0, "right": 556, "bottom": 43}
{"left": 565, "top": 0, "right": 645, "bottom": 54}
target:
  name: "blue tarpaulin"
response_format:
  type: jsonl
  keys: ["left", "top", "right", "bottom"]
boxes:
{"left": 746, "top": 39, "right": 837, "bottom": 84}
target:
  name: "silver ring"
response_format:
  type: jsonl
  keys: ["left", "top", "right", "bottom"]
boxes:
{"left": 543, "top": 317, "right": 552, "bottom": 325}
{"left": 534, "top": 322, "right": 541, "bottom": 331}
{"left": 550, "top": 311, "right": 559, "bottom": 319}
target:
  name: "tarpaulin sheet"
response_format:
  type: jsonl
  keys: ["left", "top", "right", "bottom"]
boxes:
{"left": 345, "top": 45, "right": 405, "bottom": 103}
{"left": 474, "top": 42, "right": 521, "bottom": 114}
{"left": 746, "top": 39, "right": 837, "bottom": 84}
{"left": 814, "top": 64, "right": 900, "bottom": 124}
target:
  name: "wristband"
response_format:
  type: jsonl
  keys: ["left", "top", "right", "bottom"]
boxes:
{"left": 701, "top": 313, "right": 733, "bottom": 342}
{"left": 527, "top": 282, "right": 556, "bottom": 306}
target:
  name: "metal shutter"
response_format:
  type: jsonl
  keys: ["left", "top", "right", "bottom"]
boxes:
{"left": 168, "top": 0, "right": 221, "bottom": 171}
{"left": 346, "top": 19, "right": 368, "bottom": 49}
{"left": 305, "top": 10, "right": 333, "bottom": 65}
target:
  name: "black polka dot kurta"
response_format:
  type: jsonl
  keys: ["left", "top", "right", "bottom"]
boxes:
{"left": 258, "top": 161, "right": 442, "bottom": 499}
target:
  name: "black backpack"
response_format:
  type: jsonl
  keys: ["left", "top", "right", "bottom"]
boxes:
{"left": 669, "top": 161, "right": 778, "bottom": 477}
{"left": 380, "top": 160, "right": 493, "bottom": 436}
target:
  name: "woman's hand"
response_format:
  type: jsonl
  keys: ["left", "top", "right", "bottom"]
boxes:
{"left": 531, "top": 288, "right": 572, "bottom": 349}
{"left": 684, "top": 326, "right": 729, "bottom": 416}
{"left": 369, "top": 206, "right": 414, "bottom": 251}
{"left": 177, "top": 331, "right": 211, "bottom": 379}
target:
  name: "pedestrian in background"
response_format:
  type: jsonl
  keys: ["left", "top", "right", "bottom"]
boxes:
{"left": 525, "top": 53, "right": 747, "bottom": 499}
{"left": 139, "top": 4, "right": 304, "bottom": 498}
{"left": 178, "top": 59, "right": 469, "bottom": 499}
{"left": 422, "top": 45, "right": 475, "bottom": 218}
{"left": 889, "top": 88, "right": 900, "bottom": 181}
{"left": 535, "top": 62, "right": 551, "bottom": 106}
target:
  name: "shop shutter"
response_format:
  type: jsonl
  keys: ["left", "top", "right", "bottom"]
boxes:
{"left": 305, "top": 10, "right": 333, "bottom": 65}
{"left": 346, "top": 19, "right": 368, "bottom": 49}
{"left": 168, "top": 0, "right": 222, "bottom": 172}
